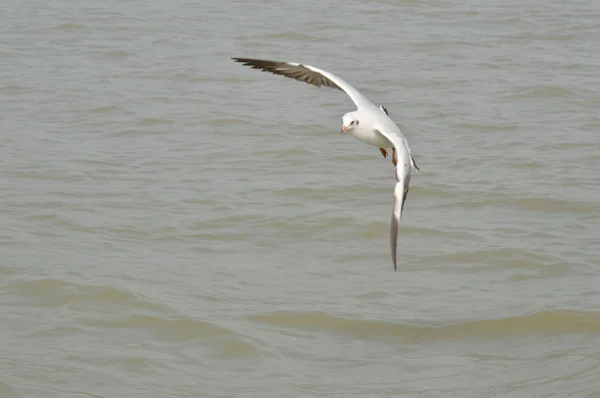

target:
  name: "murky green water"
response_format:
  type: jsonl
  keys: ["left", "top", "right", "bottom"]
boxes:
{"left": 2, "top": 0, "right": 600, "bottom": 396}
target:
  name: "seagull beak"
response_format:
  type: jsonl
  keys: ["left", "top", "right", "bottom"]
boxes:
{"left": 340, "top": 126, "right": 348, "bottom": 134}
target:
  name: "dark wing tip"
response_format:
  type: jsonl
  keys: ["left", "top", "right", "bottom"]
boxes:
{"left": 231, "top": 57, "right": 258, "bottom": 64}
{"left": 230, "top": 57, "right": 286, "bottom": 72}
{"left": 231, "top": 57, "right": 343, "bottom": 92}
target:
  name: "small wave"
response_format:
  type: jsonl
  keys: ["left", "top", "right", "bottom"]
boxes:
{"left": 259, "top": 31, "right": 322, "bottom": 41}
{"left": 85, "top": 315, "right": 258, "bottom": 356}
{"left": 248, "top": 309, "right": 600, "bottom": 341}
{"left": 110, "top": 129, "right": 164, "bottom": 137}
{"left": 88, "top": 105, "right": 121, "bottom": 113}
{"left": 0, "top": 84, "right": 27, "bottom": 93}
{"left": 102, "top": 50, "right": 129, "bottom": 59}
{"left": 255, "top": 147, "right": 316, "bottom": 158}
{"left": 0, "top": 382, "right": 23, "bottom": 397}
{"left": 512, "top": 197, "right": 597, "bottom": 214}
{"left": 211, "top": 118, "right": 246, "bottom": 127}
{"left": 276, "top": 185, "right": 368, "bottom": 201}
{"left": 54, "top": 23, "right": 85, "bottom": 30}
{"left": 0, "top": 265, "right": 15, "bottom": 277}
{"left": 352, "top": 291, "right": 389, "bottom": 300}
{"left": 407, "top": 225, "right": 478, "bottom": 240}
{"left": 512, "top": 159, "right": 545, "bottom": 169}
{"left": 431, "top": 247, "right": 558, "bottom": 267}
{"left": 6, "top": 279, "right": 172, "bottom": 313}
{"left": 492, "top": 195, "right": 595, "bottom": 214}
{"left": 68, "top": 158, "right": 123, "bottom": 168}
{"left": 506, "top": 85, "right": 576, "bottom": 99}
{"left": 412, "top": 184, "right": 459, "bottom": 199}
{"left": 452, "top": 190, "right": 598, "bottom": 214}
{"left": 87, "top": 315, "right": 233, "bottom": 337}
{"left": 140, "top": 118, "right": 174, "bottom": 126}
{"left": 100, "top": 355, "right": 165, "bottom": 372}
{"left": 451, "top": 122, "right": 519, "bottom": 132}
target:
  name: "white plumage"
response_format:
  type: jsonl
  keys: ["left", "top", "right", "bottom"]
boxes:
{"left": 232, "top": 57, "right": 419, "bottom": 271}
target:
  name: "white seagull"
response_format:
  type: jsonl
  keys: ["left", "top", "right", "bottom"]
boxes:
{"left": 232, "top": 57, "right": 419, "bottom": 271}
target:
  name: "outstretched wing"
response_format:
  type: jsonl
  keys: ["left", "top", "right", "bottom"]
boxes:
{"left": 232, "top": 57, "right": 373, "bottom": 108}
{"left": 375, "top": 127, "right": 412, "bottom": 271}
{"left": 390, "top": 170, "right": 410, "bottom": 271}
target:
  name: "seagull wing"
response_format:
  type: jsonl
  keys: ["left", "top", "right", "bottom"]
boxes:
{"left": 232, "top": 57, "right": 373, "bottom": 108}
{"left": 374, "top": 126, "right": 412, "bottom": 271}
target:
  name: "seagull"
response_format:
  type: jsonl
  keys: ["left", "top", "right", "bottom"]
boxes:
{"left": 232, "top": 57, "right": 419, "bottom": 271}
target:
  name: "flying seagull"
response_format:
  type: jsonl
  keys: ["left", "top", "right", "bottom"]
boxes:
{"left": 232, "top": 57, "right": 419, "bottom": 271}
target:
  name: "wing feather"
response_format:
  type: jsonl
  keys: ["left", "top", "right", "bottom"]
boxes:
{"left": 232, "top": 57, "right": 372, "bottom": 107}
{"left": 375, "top": 127, "right": 412, "bottom": 271}
{"left": 391, "top": 173, "right": 410, "bottom": 271}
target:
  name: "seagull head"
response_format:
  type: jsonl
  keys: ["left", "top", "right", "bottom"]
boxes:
{"left": 340, "top": 112, "right": 359, "bottom": 134}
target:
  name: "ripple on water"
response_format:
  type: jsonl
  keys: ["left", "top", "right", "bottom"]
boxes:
{"left": 139, "top": 117, "right": 175, "bottom": 126}
{"left": 431, "top": 247, "right": 560, "bottom": 267}
{"left": 101, "top": 50, "right": 129, "bottom": 59}
{"left": 258, "top": 31, "right": 328, "bottom": 42}
{"left": 87, "top": 105, "right": 123, "bottom": 113}
{"left": 85, "top": 315, "right": 258, "bottom": 358}
{"left": 53, "top": 23, "right": 85, "bottom": 31}
{"left": 0, "top": 265, "right": 16, "bottom": 277}
{"left": 248, "top": 310, "right": 600, "bottom": 342}
{"left": 456, "top": 191, "right": 599, "bottom": 214}
{"left": 0, "top": 382, "right": 23, "bottom": 398}
{"left": 506, "top": 85, "right": 577, "bottom": 99}
{"left": 5, "top": 278, "right": 172, "bottom": 313}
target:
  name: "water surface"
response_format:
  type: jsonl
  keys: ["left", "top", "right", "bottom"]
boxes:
{"left": 2, "top": 0, "right": 600, "bottom": 396}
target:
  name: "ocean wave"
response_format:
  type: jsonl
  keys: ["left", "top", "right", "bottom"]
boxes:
{"left": 5, "top": 278, "right": 172, "bottom": 313}
{"left": 248, "top": 309, "right": 600, "bottom": 341}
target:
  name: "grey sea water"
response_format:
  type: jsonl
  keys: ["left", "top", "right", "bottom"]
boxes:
{"left": 2, "top": 0, "right": 600, "bottom": 396}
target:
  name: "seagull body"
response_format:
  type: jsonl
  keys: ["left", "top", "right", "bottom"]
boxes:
{"left": 232, "top": 57, "right": 418, "bottom": 271}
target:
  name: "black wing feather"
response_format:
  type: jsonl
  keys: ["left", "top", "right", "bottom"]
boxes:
{"left": 232, "top": 57, "right": 343, "bottom": 92}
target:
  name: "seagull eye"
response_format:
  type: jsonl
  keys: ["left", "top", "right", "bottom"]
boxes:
{"left": 356, "top": 120, "right": 359, "bottom": 125}
{"left": 351, "top": 121, "right": 355, "bottom": 125}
